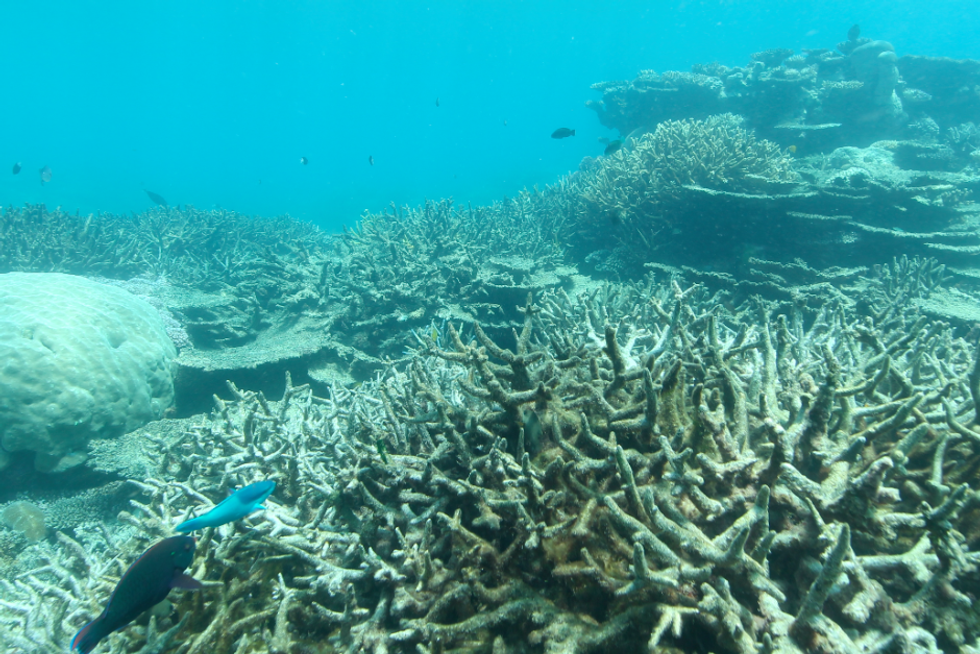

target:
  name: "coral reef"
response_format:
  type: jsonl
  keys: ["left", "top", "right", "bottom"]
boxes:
{"left": 0, "top": 273, "right": 177, "bottom": 471}
{"left": 0, "top": 204, "right": 342, "bottom": 404}
{"left": 2, "top": 106, "right": 976, "bottom": 401}
{"left": 1, "top": 502, "right": 46, "bottom": 542}
{"left": 7, "top": 28, "right": 980, "bottom": 654}
{"left": 329, "top": 197, "right": 574, "bottom": 355}
{"left": 569, "top": 114, "right": 802, "bottom": 272}
{"left": 849, "top": 41, "right": 902, "bottom": 120}
{"left": 7, "top": 258, "right": 980, "bottom": 652}
{"left": 897, "top": 57, "right": 980, "bottom": 133}
{"left": 588, "top": 33, "right": 980, "bottom": 154}
{"left": 0, "top": 204, "right": 329, "bottom": 289}
{"left": 0, "top": 199, "right": 578, "bottom": 404}
{"left": 564, "top": 116, "right": 979, "bottom": 277}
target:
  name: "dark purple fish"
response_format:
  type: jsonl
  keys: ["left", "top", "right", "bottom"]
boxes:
{"left": 551, "top": 128, "right": 575, "bottom": 139}
{"left": 70, "top": 536, "right": 201, "bottom": 654}
{"left": 12, "top": 162, "right": 21, "bottom": 175}
{"left": 145, "top": 189, "right": 168, "bottom": 207}
{"left": 39, "top": 165, "right": 52, "bottom": 185}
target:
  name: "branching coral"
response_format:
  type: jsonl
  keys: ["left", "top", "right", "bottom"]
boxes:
{"left": 330, "top": 195, "right": 574, "bottom": 358}
{"left": 0, "top": 204, "right": 328, "bottom": 289}
{"left": 6, "top": 258, "right": 980, "bottom": 653}
{"left": 582, "top": 113, "right": 797, "bottom": 200}
{"left": 569, "top": 114, "right": 800, "bottom": 274}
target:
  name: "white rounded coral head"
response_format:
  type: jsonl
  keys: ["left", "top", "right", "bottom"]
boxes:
{"left": 0, "top": 273, "right": 177, "bottom": 469}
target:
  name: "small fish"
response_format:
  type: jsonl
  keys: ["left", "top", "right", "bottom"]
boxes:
{"left": 175, "top": 480, "right": 276, "bottom": 532}
{"left": 300, "top": 157, "right": 309, "bottom": 165}
{"left": 369, "top": 155, "right": 374, "bottom": 166}
{"left": 70, "top": 536, "right": 201, "bottom": 654}
{"left": 848, "top": 24, "right": 860, "bottom": 41}
{"left": 39, "top": 165, "right": 52, "bottom": 185}
{"left": 551, "top": 128, "right": 575, "bottom": 139}
{"left": 376, "top": 438, "right": 389, "bottom": 464}
{"left": 604, "top": 139, "right": 624, "bottom": 155}
{"left": 503, "top": 120, "right": 508, "bottom": 127}
{"left": 435, "top": 97, "right": 440, "bottom": 107}
{"left": 12, "top": 162, "right": 21, "bottom": 175}
{"left": 145, "top": 190, "right": 168, "bottom": 207}
{"left": 787, "top": 145, "right": 798, "bottom": 154}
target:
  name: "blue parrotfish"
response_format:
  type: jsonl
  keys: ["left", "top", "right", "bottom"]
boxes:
{"left": 70, "top": 536, "right": 201, "bottom": 654}
{"left": 175, "top": 480, "right": 276, "bottom": 533}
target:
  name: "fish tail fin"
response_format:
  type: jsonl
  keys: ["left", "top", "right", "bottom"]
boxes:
{"left": 71, "top": 618, "right": 105, "bottom": 654}
{"left": 571, "top": 130, "right": 576, "bottom": 136}
{"left": 174, "top": 518, "right": 200, "bottom": 533}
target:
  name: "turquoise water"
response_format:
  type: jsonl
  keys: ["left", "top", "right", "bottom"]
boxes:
{"left": 1, "top": 0, "right": 976, "bottom": 229}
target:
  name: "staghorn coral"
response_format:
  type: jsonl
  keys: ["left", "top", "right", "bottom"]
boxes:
{"left": 611, "top": 114, "right": 798, "bottom": 193}
{"left": 329, "top": 195, "right": 575, "bottom": 359}
{"left": 7, "top": 259, "right": 980, "bottom": 652}
{"left": 0, "top": 204, "right": 329, "bottom": 290}
{"left": 0, "top": 524, "right": 172, "bottom": 654}
{"left": 946, "top": 122, "right": 980, "bottom": 163}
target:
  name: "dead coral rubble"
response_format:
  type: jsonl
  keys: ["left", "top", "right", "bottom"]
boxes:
{"left": 7, "top": 258, "right": 980, "bottom": 653}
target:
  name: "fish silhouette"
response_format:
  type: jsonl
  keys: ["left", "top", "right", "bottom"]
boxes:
{"left": 145, "top": 190, "right": 168, "bottom": 207}
{"left": 70, "top": 536, "right": 201, "bottom": 654}
{"left": 604, "top": 139, "right": 624, "bottom": 155}
{"left": 39, "top": 166, "right": 52, "bottom": 185}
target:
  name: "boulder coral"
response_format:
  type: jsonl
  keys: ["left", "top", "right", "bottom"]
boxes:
{"left": 0, "top": 273, "right": 176, "bottom": 470}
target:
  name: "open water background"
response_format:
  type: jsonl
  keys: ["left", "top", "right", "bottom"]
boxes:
{"left": 1, "top": 0, "right": 977, "bottom": 231}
